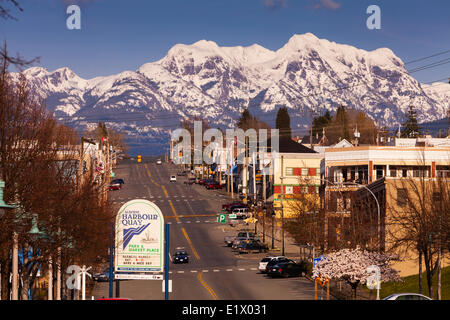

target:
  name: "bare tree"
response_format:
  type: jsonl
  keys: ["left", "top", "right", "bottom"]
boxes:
{"left": 387, "top": 157, "right": 450, "bottom": 299}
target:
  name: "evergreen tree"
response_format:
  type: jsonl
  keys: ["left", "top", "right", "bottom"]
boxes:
{"left": 237, "top": 109, "right": 253, "bottom": 130}
{"left": 312, "top": 110, "right": 332, "bottom": 137}
{"left": 401, "top": 105, "right": 421, "bottom": 138}
{"left": 275, "top": 106, "right": 292, "bottom": 138}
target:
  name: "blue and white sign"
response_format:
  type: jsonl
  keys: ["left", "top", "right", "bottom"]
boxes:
{"left": 313, "top": 255, "right": 326, "bottom": 268}
{"left": 115, "top": 199, "right": 164, "bottom": 273}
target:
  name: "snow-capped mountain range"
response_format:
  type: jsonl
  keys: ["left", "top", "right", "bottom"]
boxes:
{"left": 16, "top": 33, "right": 450, "bottom": 155}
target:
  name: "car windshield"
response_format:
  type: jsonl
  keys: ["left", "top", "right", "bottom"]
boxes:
{"left": 261, "top": 258, "right": 273, "bottom": 262}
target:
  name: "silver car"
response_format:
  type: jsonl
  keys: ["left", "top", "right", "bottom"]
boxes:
{"left": 383, "top": 293, "right": 432, "bottom": 300}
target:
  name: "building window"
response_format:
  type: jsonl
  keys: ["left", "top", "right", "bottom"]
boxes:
{"left": 390, "top": 168, "right": 397, "bottom": 178}
{"left": 397, "top": 189, "right": 408, "bottom": 207}
{"left": 308, "top": 168, "right": 317, "bottom": 176}
{"left": 301, "top": 168, "right": 308, "bottom": 176}
{"left": 285, "top": 167, "right": 293, "bottom": 176}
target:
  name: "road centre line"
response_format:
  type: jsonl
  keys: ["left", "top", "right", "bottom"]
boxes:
{"left": 144, "top": 164, "right": 200, "bottom": 260}
{"left": 197, "top": 272, "right": 218, "bottom": 300}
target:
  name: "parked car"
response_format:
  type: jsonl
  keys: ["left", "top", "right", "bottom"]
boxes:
{"left": 383, "top": 293, "right": 432, "bottom": 300}
{"left": 227, "top": 203, "right": 248, "bottom": 213}
{"left": 265, "top": 257, "right": 293, "bottom": 273}
{"left": 184, "top": 177, "right": 196, "bottom": 185}
{"left": 222, "top": 202, "right": 245, "bottom": 211}
{"left": 202, "top": 179, "right": 215, "bottom": 187}
{"left": 259, "top": 256, "right": 280, "bottom": 273}
{"left": 172, "top": 249, "right": 189, "bottom": 264}
{"left": 156, "top": 159, "right": 162, "bottom": 165}
{"left": 206, "top": 182, "right": 223, "bottom": 190}
{"left": 267, "top": 261, "right": 303, "bottom": 278}
{"left": 93, "top": 268, "right": 111, "bottom": 282}
{"left": 231, "top": 207, "right": 249, "bottom": 219}
{"left": 108, "top": 182, "right": 121, "bottom": 191}
{"left": 170, "top": 175, "right": 177, "bottom": 182}
{"left": 231, "top": 237, "right": 253, "bottom": 251}
{"left": 224, "top": 232, "right": 256, "bottom": 247}
{"left": 238, "top": 241, "right": 267, "bottom": 254}
{"left": 111, "top": 178, "right": 125, "bottom": 185}
{"left": 177, "top": 171, "right": 187, "bottom": 176}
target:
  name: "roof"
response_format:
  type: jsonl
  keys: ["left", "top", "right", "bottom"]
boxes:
{"left": 265, "top": 137, "right": 317, "bottom": 154}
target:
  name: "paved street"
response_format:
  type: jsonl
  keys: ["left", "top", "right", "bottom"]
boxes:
{"left": 91, "top": 159, "right": 318, "bottom": 300}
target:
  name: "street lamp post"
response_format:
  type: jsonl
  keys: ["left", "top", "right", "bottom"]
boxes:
{"left": 342, "top": 182, "right": 381, "bottom": 252}
{"left": 271, "top": 210, "right": 275, "bottom": 249}
{"left": 0, "top": 181, "right": 17, "bottom": 300}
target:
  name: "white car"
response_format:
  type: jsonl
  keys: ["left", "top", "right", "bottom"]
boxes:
{"left": 156, "top": 159, "right": 162, "bottom": 165}
{"left": 258, "top": 256, "right": 287, "bottom": 273}
{"left": 383, "top": 293, "right": 432, "bottom": 300}
{"left": 170, "top": 175, "right": 176, "bottom": 182}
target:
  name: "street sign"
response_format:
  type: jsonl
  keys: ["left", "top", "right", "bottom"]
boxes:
{"left": 229, "top": 214, "right": 237, "bottom": 219}
{"left": 115, "top": 199, "right": 165, "bottom": 273}
{"left": 218, "top": 213, "right": 226, "bottom": 224}
{"left": 114, "top": 273, "right": 163, "bottom": 280}
{"left": 313, "top": 255, "right": 325, "bottom": 268}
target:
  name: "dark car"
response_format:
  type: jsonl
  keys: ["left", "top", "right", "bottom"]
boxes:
{"left": 108, "top": 182, "right": 121, "bottom": 191}
{"left": 111, "top": 178, "right": 125, "bottom": 185}
{"left": 93, "top": 268, "right": 111, "bottom": 282}
{"left": 237, "top": 241, "right": 267, "bottom": 254}
{"left": 177, "top": 171, "right": 187, "bottom": 176}
{"left": 265, "top": 257, "right": 293, "bottom": 273}
{"left": 206, "top": 182, "right": 223, "bottom": 190}
{"left": 267, "top": 261, "right": 303, "bottom": 278}
{"left": 222, "top": 202, "right": 244, "bottom": 211}
{"left": 202, "top": 179, "right": 215, "bottom": 187}
{"left": 172, "top": 250, "right": 189, "bottom": 264}
{"left": 227, "top": 203, "right": 248, "bottom": 213}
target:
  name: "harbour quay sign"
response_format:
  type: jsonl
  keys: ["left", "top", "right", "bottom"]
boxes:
{"left": 115, "top": 199, "right": 164, "bottom": 273}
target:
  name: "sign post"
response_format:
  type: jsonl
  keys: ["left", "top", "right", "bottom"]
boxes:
{"left": 165, "top": 223, "right": 169, "bottom": 300}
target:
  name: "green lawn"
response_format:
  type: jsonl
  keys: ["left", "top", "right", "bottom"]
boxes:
{"left": 368, "top": 266, "right": 450, "bottom": 300}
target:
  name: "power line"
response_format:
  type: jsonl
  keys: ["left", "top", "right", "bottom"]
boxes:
{"left": 404, "top": 49, "right": 450, "bottom": 65}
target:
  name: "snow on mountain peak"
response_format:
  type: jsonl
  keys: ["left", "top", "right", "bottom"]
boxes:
{"left": 16, "top": 32, "right": 448, "bottom": 155}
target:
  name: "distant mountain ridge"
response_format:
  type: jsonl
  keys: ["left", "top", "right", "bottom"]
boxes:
{"left": 15, "top": 33, "right": 450, "bottom": 155}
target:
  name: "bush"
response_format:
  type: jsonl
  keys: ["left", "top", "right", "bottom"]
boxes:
{"left": 297, "top": 260, "right": 313, "bottom": 276}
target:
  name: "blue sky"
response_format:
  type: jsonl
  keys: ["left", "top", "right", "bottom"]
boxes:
{"left": 1, "top": 0, "right": 449, "bottom": 84}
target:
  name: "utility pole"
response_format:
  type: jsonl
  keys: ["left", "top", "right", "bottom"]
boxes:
{"left": 280, "top": 155, "right": 285, "bottom": 256}
{"left": 56, "top": 247, "right": 61, "bottom": 300}
{"left": 252, "top": 152, "right": 257, "bottom": 204}
{"left": 12, "top": 232, "right": 18, "bottom": 300}
{"left": 310, "top": 110, "right": 313, "bottom": 148}
{"left": 48, "top": 256, "right": 53, "bottom": 300}
{"left": 262, "top": 151, "right": 266, "bottom": 243}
